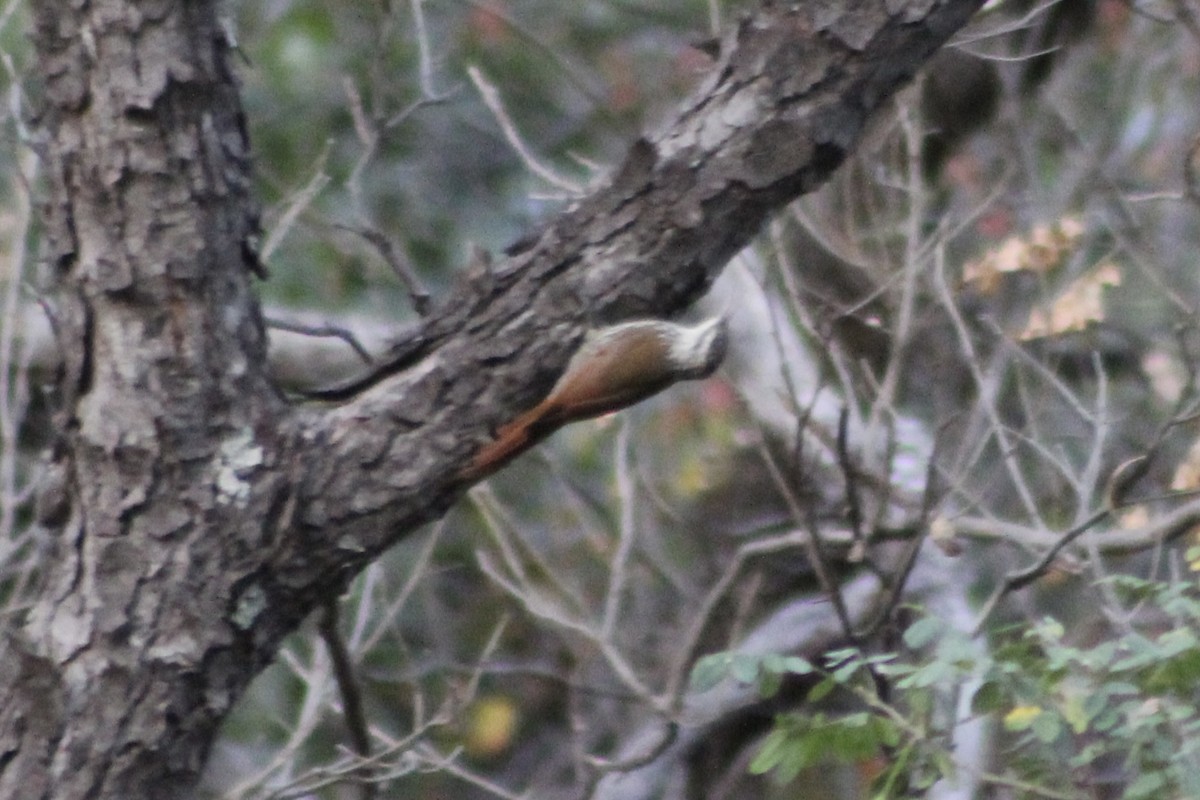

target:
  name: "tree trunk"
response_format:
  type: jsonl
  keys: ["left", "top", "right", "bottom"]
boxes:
{"left": 2, "top": 2, "right": 283, "bottom": 797}
{"left": 0, "top": 0, "right": 984, "bottom": 797}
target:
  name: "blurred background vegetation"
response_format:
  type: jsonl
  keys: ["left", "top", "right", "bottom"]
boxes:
{"left": 237, "top": 0, "right": 735, "bottom": 314}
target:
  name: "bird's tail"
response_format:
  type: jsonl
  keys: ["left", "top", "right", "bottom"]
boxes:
{"left": 460, "top": 411, "right": 541, "bottom": 481}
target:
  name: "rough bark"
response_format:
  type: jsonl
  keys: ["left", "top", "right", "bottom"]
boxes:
{"left": 0, "top": 0, "right": 984, "bottom": 797}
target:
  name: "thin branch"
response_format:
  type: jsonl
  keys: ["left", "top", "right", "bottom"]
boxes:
{"left": 260, "top": 141, "right": 332, "bottom": 264}
{"left": 860, "top": 431, "right": 946, "bottom": 637}
{"left": 462, "top": 0, "right": 606, "bottom": 107}
{"left": 412, "top": 741, "right": 532, "bottom": 800}
{"left": 585, "top": 722, "right": 678, "bottom": 773}
{"left": 836, "top": 407, "right": 867, "bottom": 551}
{"left": 409, "top": 0, "right": 439, "bottom": 97}
{"left": 933, "top": 246, "right": 1046, "bottom": 526}
{"left": 317, "top": 598, "right": 375, "bottom": 800}
{"left": 265, "top": 316, "right": 375, "bottom": 366}
{"left": 467, "top": 65, "right": 581, "bottom": 194}
{"left": 225, "top": 639, "right": 337, "bottom": 798}
{"left": 335, "top": 225, "right": 433, "bottom": 316}
{"left": 758, "top": 439, "right": 860, "bottom": 642}
{"left": 664, "top": 527, "right": 817, "bottom": 703}
{"left": 601, "top": 416, "right": 638, "bottom": 641}
{"left": 972, "top": 507, "right": 1111, "bottom": 634}
{"left": 360, "top": 519, "right": 447, "bottom": 654}
{"left": 469, "top": 483, "right": 584, "bottom": 615}
{"left": 474, "top": 543, "right": 666, "bottom": 712}
{"left": 0, "top": 150, "right": 35, "bottom": 568}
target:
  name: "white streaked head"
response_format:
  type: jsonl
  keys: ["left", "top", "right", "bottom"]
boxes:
{"left": 666, "top": 316, "right": 728, "bottom": 377}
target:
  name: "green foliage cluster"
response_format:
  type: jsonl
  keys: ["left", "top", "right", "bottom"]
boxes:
{"left": 692, "top": 573, "right": 1200, "bottom": 799}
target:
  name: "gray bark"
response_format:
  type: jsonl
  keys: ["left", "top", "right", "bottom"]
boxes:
{"left": 0, "top": 0, "right": 984, "bottom": 797}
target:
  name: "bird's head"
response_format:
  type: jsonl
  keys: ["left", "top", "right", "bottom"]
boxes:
{"left": 665, "top": 316, "right": 728, "bottom": 379}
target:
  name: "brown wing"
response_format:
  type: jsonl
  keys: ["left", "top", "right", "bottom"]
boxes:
{"left": 463, "top": 330, "right": 672, "bottom": 480}
{"left": 544, "top": 333, "right": 673, "bottom": 424}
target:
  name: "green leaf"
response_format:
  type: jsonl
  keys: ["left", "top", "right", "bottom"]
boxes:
{"left": 689, "top": 653, "right": 731, "bottom": 693}
{"left": 758, "top": 667, "right": 783, "bottom": 699}
{"left": 876, "top": 718, "right": 902, "bottom": 748}
{"left": 1031, "top": 618, "right": 1065, "bottom": 642}
{"left": 1156, "top": 627, "right": 1199, "bottom": 656}
{"left": 1032, "top": 710, "right": 1063, "bottom": 743}
{"left": 1146, "top": 648, "right": 1200, "bottom": 693}
{"left": 783, "top": 656, "right": 815, "bottom": 675}
{"left": 930, "top": 749, "right": 957, "bottom": 783}
{"left": 752, "top": 718, "right": 820, "bottom": 786}
{"left": 749, "top": 727, "right": 788, "bottom": 775}
{"left": 1125, "top": 771, "right": 1167, "bottom": 799}
{"left": 841, "top": 711, "right": 871, "bottom": 728}
{"left": 1077, "top": 640, "right": 1117, "bottom": 670}
{"left": 761, "top": 653, "right": 787, "bottom": 674}
{"left": 1094, "top": 709, "right": 1120, "bottom": 733}
{"left": 935, "top": 631, "right": 979, "bottom": 665}
{"left": 808, "top": 676, "right": 837, "bottom": 703}
{"left": 871, "top": 741, "right": 912, "bottom": 799}
{"left": 1062, "top": 692, "right": 1090, "bottom": 735}
{"left": 831, "top": 659, "right": 861, "bottom": 683}
{"left": 896, "top": 660, "right": 954, "bottom": 690}
{"left": 1004, "top": 705, "right": 1043, "bottom": 731}
{"left": 873, "top": 662, "right": 917, "bottom": 678}
{"left": 730, "top": 653, "right": 761, "bottom": 685}
{"left": 1072, "top": 740, "right": 1111, "bottom": 767}
{"left": 971, "top": 680, "right": 1006, "bottom": 714}
{"left": 1111, "top": 634, "right": 1160, "bottom": 671}
{"left": 774, "top": 736, "right": 812, "bottom": 784}
{"left": 1083, "top": 690, "right": 1112, "bottom": 722}
{"left": 903, "top": 617, "right": 943, "bottom": 649}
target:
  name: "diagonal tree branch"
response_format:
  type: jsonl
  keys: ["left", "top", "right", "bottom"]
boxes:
{"left": 282, "top": 0, "right": 988, "bottom": 593}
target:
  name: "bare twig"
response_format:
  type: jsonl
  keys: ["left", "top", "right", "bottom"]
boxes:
{"left": 467, "top": 65, "right": 582, "bottom": 194}
{"left": 971, "top": 507, "right": 1111, "bottom": 634}
{"left": 476, "top": 546, "right": 666, "bottom": 712}
{"left": 758, "top": 439, "right": 859, "bottom": 642}
{"left": 335, "top": 225, "right": 433, "bottom": 316}
{"left": 409, "top": 0, "right": 439, "bottom": 98}
{"left": 601, "top": 417, "right": 638, "bottom": 641}
{"left": 265, "top": 316, "right": 375, "bottom": 366}
{"left": 585, "top": 722, "right": 678, "bottom": 773}
{"left": 224, "top": 639, "right": 337, "bottom": 797}
{"left": 664, "top": 527, "right": 818, "bottom": 703}
{"left": 860, "top": 431, "right": 946, "bottom": 637}
{"left": 260, "top": 141, "right": 332, "bottom": 264}
{"left": 359, "top": 519, "right": 447, "bottom": 654}
{"left": 469, "top": 483, "right": 583, "bottom": 615}
{"left": 933, "top": 246, "right": 1046, "bottom": 526}
{"left": 836, "top": 407, "right": 867, "bottom": 552}
{"left": 463, "top": 0, "right": 605, "bottom": 107}
{"left": 317, "top": 598, "right": 375, "bottom": 800}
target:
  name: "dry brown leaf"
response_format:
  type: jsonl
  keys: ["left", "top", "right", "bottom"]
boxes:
{"left": 963, "top": 215, "right": 1085, "bottom": 294}
{"left": 1117, "top": 504, "right": 1149, "bottom": 529}
{"left": 1142, "top": 350, "right": 1188, "bottom": 405}
{"left": 1018, "top": 262, "right": 1121, "bottom": 341}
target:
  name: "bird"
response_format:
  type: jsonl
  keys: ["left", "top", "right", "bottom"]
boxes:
{"left": 464, "top": 316, "right": 728, "bottom": 480}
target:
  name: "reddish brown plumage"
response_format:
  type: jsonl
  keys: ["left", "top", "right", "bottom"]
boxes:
{"left": 461, "top": 318, "right": 726, "bottom": 481}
